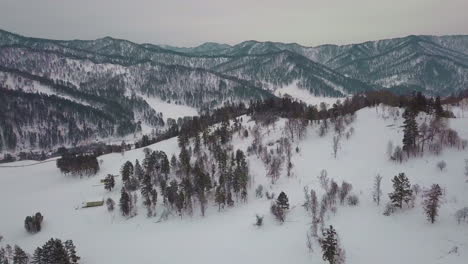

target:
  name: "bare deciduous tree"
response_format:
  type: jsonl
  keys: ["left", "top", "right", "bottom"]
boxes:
{"left": 267, "top": 154, "right": 283, "bottom": 184}
{"left": 386, "top": 141, "right": 393, "bottom": 160}
{"left": 373, "top": 174, "right": 383, "bottom": 206}
{"left": 318, "top": 169, "right": 329, "bottom": 191}
{"left": 332, "top": 135, "right": 341, "bottom": 159}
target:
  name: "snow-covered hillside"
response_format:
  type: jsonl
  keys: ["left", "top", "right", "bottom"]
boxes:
{"left": 0, "top": 106, "right": 467, "bottom": 264}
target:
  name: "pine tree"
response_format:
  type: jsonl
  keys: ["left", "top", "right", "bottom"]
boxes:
{"left": 64, "top": 240, "right": 80, "bottom": 264}
{"left": 170, "top": 155, "right": 177, "bottom": 170}
{"left": 160, "top": 153, "right": 170, "bottom": 179}
{"left": 167, "top": 180, "right": 179, "bottom": 207}
{"left": 402, "top": 109, "right": 419, "bottom": 156}
{"left": 50, "top": 239, "right": 70, "bottom": 264}
{"left": 389, "top": 173, "right": 413, "bottom": 208}
{"left": 423, "top": 184, "right": 443, "bottom": 223}
{"left": 321, "top": 225, "right": 338, "bottom": 264}
{"left": 226, "top": 191, "right": 234, "bottom": 207}
{"left": 0, "top": 247, "right": 8, "bottom": 264}
{"left": 277, "top": 192, "right": 289, "bottom": 210}
{"left": 179, "top": 147, "right": 191, "bottom": 177}
{"left": 13, "top": 245, "right": 28, "bottom": 264}
{"left": 434, "top": 96, "right": 444, "bottom": 118}
{"left": 175, "top": 191, "right": 185, "bottom": 216}
{"left": 31, "top": 246, "right": 44, "bottom": 264}
{"left": 134, "top": 159, "right": 144, "bottom": 181}
{"left": 215, "top": 186, "right": 226, "bottom": 211}
{"left": 120, "top": 161, "right": 134, "bottom": 182}
{"left": 119, "top": 188, "right": 131, "bottom": 217}
{"left": 104, "top": 174, "right": 115, "bottom": 191}
{"left": 141, "top": 173, "right": 154, "bottom": 217}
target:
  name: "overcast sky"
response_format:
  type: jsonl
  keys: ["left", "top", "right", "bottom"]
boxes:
{"left": 1, "top": 0, "right": 467, "bottom": 47}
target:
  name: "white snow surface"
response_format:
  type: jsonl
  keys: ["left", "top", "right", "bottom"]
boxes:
{"left": 275, "top": 82, "right": 345, "bottom": 108}
{"left": 0, "top": 106, "right": 468, "bottom": 264}
{"left": 143, "top": 95, "right": 199, "bottom": 120}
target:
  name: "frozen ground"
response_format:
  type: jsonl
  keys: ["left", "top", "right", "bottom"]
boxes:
{"left": 0, "top": 106, "right": 467, "bottom": 264}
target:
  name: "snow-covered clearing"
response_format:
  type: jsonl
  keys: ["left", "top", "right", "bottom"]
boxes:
{"left": 143, "top": 95, "right": 199, "bottom": 120}
{"left": 275, "top": 82, "right": 345, "bottom": 107}
{"left": 0, "top": 106, "right": 467, "bottom": 264}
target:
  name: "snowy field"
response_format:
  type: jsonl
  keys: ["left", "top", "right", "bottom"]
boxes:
{"left": 274, "top": 82, "right": 345, "bottom": 107}
{"left": 0, "top": 106, "right": 467, "bottom": 264}
{"left": 143, "top": 95, "right": 199, "bottom": 120}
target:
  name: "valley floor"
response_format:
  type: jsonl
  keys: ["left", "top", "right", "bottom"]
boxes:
{"left": 0, "top": 106, "right": 467, "bottom": 264}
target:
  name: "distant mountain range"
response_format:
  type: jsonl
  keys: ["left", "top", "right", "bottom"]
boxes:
{"left": 1, "top": 29, "right": 467, "bottom": 153}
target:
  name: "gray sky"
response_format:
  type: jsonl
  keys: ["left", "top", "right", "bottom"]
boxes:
{"left": 1, "top": 0, "right": 467, "bottom": 47}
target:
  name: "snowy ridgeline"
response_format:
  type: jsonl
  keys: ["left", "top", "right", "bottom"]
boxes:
{"left": 0, "top": 105, "right": 468, "bottom": 264}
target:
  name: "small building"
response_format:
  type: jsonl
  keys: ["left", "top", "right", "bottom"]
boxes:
{"left": 82, "top": 200, "right": 104, "bottom": 208}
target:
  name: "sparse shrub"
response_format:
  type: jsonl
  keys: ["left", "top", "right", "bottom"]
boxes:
{"left": 255, "top": 215, "right": 264, "bottom": 227}
{"left": 271, "top": 203, "right": 285, "bottom": 222}
{"left": 455, "top": 207, "right": 468, "bottom": 224}
{"left": 412, "top": 184, "right": 421, "bottom": 196}
{"left": 255, "top": 185, "right": 264, "bottom": 198}
{"left": 436, "top": 160, "right": 447, "bottom": 171}
{"left": 347, "top": 194, "right": 359, "bottom": 206}
{"left": 383, "top": 202, "right": 395, "bottom": 216}
{"left": 339, "top": 182, "right": 352, "bottom": 205}
{"left": 265, "top": 191, "right": 275, "bottom": 200}
{"left": 106, "top": 198, "right": 115, "bottom": 212}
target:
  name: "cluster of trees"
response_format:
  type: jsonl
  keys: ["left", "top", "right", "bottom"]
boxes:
{"left": 302, "top": 170, "right": 355, "bottom": 259}
{"left": 24, "top": 212, "right": 43, "bottom": 234}
{"left": 113, "top": 118, "right": 251, "bottom": 220}
{"left": 384, "top": 93, "right": 466, "bottom": 162}
{"left": 0, "top": 88, "right": 138, "bottom": 152}
{"left": 270, "top": 192, "right": 290, "bottom": 222}
{"left": 379, "top": 173, "right": 444, "bottom": 224}
{"left": 56, "top": 154, "right": 99, "bottom": 176}
{"left": 0, "top": 238, "right": 79, "bottom": 264}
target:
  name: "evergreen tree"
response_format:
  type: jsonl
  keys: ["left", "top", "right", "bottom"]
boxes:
{"left": 119, "top": 188, "right": 131, "bottom": 217}
{"left": 175, "top": 191, "right": 185, "bottom": 216}
{"left": 0, "top": 247, "right": 8, "bottom": 264}
{"left": 434, "top": 96, "right": 444, "bottom": 118}
{"left": 34, "top": 238, "right": 70, "bottom": 264}
{"left": 402, "top": 109, "right": 419, "bottom": 156}
{"left": 133, "top": 159, "right": 144, "bottom": 181}
{"left": 167, "top": 180, "right": 179, "bottom": 207}
{"left": 388, "top": 173, "right": 413, "bottom": 208}
{"left": 120, "top": 161, "right": 134, "bottom": 182}
{"left": 160, "top": 153, "right": 170, "bottom": 179}
{"left": 179, "top": 147, "right": 191, "bottom": 177}
{"left": 64, "top": 240, "right": 80, "bottom": 264}
{"left": 13, "top": 245, "right": 28, "bottom": 264}
{"left": 31, "top": 246, "right": 44, "bottom": 264}
{"left": 141, "top": 174, "right": 154, "bottom": 217}
{"left": 277, "top": 192, "right": 290, "bottom": 210}
{"left": 423, "top": 184, "right": 443, "bottom": 223}
{"left": 170, "top": 155, "right": 177, "bottom": 170}
{"left": 215, "top": 186, "right": 226, "bottom": 211}
{"left": 226, "top": 192, "right": 234, "bottom": 207}
{"left": 104, "top": 174, "right": 115, "bottom": 191}
{"left": 321, "top": 225, "right": 338, "bottom": 264}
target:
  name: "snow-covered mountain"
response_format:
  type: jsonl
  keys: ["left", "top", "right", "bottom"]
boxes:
{"left": 1, "top": 29, "right": 467, "bottom": 153}
{"left": 163, "top": 35, "right": 468, "bottom": 95}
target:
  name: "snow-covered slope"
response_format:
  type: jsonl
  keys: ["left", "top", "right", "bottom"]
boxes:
{"left": 1, "top": 106, "right": 467, "bottom": 264}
